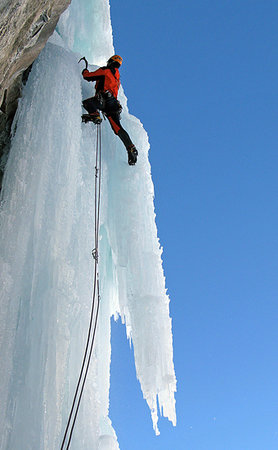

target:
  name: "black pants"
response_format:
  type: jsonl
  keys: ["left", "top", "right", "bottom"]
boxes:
{"left": 82, "top": 93, "right": 134, "bottom": 150}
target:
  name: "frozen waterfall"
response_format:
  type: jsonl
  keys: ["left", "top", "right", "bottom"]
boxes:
{"left": 0, "top": 0, "right": 176, "bottom": 448}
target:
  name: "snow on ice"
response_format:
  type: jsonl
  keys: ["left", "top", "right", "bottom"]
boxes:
{"left": 0, "top": 0, "right": 176, "bottom": 448}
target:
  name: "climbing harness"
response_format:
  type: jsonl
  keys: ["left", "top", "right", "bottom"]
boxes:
{"left": 60, "top": 124, "right": 102, "bottom": 449}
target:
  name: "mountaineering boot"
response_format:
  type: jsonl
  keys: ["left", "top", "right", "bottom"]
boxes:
{"left": 82, "top": 112, "right": 102, "bottom": 124}
{"left": 127, "top": 145, "right": 138, "bottom": 166}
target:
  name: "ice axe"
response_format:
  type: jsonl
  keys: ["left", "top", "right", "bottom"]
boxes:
{"left": 78, "top": 56, "right": 88, "bottom": 70}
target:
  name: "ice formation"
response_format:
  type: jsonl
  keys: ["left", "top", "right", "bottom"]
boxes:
{"left": 0, "top": 0, "right": 176, "bottom": 448}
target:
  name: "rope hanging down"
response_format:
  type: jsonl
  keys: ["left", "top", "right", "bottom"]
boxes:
{"left": 61, "top": 124, "right": 102, "bottom": 450}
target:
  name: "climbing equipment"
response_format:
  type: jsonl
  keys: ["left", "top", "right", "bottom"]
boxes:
{"left": 78, "top": 56, "right": 88, "bottom": 70}
{"left": 60, "top": 124, "right": 102, "bottom": 449}
{"left": 127, "top": 145, "right": 138, "bottom": 166}
{"left": 82, "top": 112, "right": 102, "bottom": 124}
{"left": 107, "top": 55, "right": 123, "bottom": 66}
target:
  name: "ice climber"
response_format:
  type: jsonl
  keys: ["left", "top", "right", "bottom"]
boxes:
{"left": 81, "top": 55, "right": 138, "bottom": 166}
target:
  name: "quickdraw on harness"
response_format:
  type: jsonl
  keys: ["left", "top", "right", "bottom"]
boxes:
{"left": 96, "top": 90, "right": 122, "bottom": 116}
{"left": 61, "top": 123, "right": 102, "bottom": 450}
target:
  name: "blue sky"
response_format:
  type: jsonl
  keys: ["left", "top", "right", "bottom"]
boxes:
{"left": 109, "top": 1, "right": 278, "bottom": 449}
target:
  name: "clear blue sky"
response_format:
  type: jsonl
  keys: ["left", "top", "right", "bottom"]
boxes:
{"left": 109, "top": 1, "right": 278, "bottom": 449}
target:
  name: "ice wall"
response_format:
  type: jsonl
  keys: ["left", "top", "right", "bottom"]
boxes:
{"left": 0, "top": 0, "right": 176, "bottom": 448}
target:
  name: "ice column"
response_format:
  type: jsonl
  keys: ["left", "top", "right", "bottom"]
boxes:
{"left": 0, "top": 0, "right": 176, "bottom": 447}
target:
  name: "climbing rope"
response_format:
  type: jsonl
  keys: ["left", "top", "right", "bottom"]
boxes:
{"left": 61, "top": 123, "right": 102, "bottom": 449}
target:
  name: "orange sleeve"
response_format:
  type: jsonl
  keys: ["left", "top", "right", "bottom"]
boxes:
{"left": 82, "top": 68, "right": 105, "bottom": 81}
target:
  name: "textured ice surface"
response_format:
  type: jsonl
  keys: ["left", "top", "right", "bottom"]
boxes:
{"left": 0, "top": 0, "right": 176, "bottom": 448}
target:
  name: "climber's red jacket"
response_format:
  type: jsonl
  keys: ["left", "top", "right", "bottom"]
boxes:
{"left": 82, "top": 66, "right": 120, "bottom": 98}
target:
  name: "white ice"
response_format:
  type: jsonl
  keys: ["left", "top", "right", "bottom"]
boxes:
{"left": 0, "top": 0, "right": 176, "bottom": 448}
